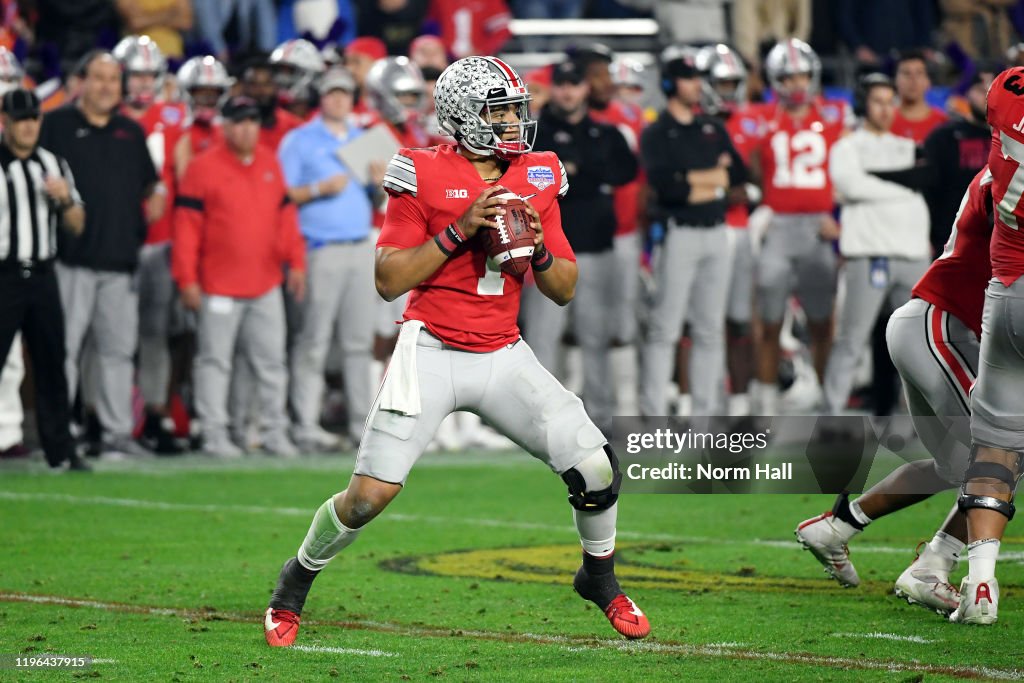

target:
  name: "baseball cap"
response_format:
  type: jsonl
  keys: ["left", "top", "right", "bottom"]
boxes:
{"left": 552, "top": 60, "right": 585, "bottom": 85}
{"left": 2, "top": 88, "right": 40, "bottom": 120}
{"left": 221, "top": 95, "right": 261, "bottom": 122}
{"left": 318, "top": 66, "right": 356, "bottom": 95}
{"left": 345, "top": 36, "right": 388, "bottom": 61}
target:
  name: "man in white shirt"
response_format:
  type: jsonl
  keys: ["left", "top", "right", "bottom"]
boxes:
{"left": 824, "top": 73, "right": 932, "bottom": 414}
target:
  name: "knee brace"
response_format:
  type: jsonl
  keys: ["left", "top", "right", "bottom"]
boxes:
{"left": 958, "top": 447, "right": 1024, "bottom": 520}
{"left": 726, "top": 319, "right": 752, "bottom": 340}
{"left": 561, "top": 444, "right": 622, "bottom": 512}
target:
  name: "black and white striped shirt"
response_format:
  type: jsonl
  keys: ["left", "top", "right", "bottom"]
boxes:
{"left": 0, "top": 144, "right": 81, "bottom": 266}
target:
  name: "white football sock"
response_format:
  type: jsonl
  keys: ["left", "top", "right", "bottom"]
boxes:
{"left": 920, "top": 530, "right": 965, "bottom": 571}
{"left": 848, "top": 499, "right": 873, "bottom": 527}
{"left": 296, "top": 497, "right": 361, "bottom": 571}
{"left": 829, "top": 516, "right": 862, "bottom": 543}
{"left": 574, "top": 503, "right": 617, "bottom": 558}
{"left": 967, "top": 538, "right": 1000, "bottom": 582}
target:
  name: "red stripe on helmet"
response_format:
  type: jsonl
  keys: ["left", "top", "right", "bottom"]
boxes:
{"left": 484, "top": 56, "right": 522, "bottom": 89}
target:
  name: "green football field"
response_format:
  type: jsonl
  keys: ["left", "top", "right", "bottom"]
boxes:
{"left": 1, "top": 449, "right": 1021, "bottom": 682}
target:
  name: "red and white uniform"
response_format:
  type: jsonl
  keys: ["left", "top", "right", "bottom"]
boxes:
{"left": 428, "top": 0, "right": 512, "bottom": 59}
{"left": 754, "top": 99, "right": 848, "bottom": 214}
{"left": 723, "top": 104, "right": 762, "bottom": 227}
{"left": 912, "top": 167, "right": 993, "bottom": 337}
{"left": 131, "top": 102, "right": 187, "bottom": 244}
{"left": 987, "top": 67, "right": 1024, "bottom": 286}
{"left": 379, "top": 144, "right": 573, "bottom": 351}
{"left": 891, "top": 107, "right": 948, "bottom": 144}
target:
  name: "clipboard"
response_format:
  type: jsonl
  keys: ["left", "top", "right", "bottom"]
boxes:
{"left": 336, "top": 124, "right": 403, "bottom": 186}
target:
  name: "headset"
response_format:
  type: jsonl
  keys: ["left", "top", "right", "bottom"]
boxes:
{"left": 853, "top": 72, "right": 894, "bottom": 118}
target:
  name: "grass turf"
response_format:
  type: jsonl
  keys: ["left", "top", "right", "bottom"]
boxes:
{"left": 0, "top": 450, "right": 1020, "bottom": 681}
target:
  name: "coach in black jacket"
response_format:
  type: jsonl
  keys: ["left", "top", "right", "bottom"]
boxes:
{"left": 521, "top": 59, "right": 637, "bottom": 434}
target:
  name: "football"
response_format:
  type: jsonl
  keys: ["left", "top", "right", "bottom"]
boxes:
{"left": 479, "top": 192, "right": 536, "bottom": 276}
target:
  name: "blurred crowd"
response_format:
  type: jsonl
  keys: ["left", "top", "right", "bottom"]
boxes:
{"left": 0, "top": 1, "right": 1019, "bottom": 466}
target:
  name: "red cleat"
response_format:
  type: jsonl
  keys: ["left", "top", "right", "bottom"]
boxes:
{"left": 604, "top": 594, "right": 650, "bottom": 639}
{"left": 264, "top": 607, "right": 301, "bottom": 647}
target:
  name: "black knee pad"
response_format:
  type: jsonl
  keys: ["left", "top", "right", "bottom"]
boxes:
{"left": 957, "top": 450, "right": 1024, "bottom": 521}
{"left": 562, "top": 444, "right": 622, "bottom": 512}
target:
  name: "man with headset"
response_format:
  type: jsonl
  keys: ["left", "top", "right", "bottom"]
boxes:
{"left": 638, "top": 47, "right": 746, "bottom": 418}
{"left": 822, "top": 73, "right": 931, "bottom": 414}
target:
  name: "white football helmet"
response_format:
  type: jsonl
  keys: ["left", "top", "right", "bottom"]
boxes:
{"left": 177, "top": 56, "right": 233, "bottom": 124}
{"left": 434, "top": 56, "right": 534, "bottom": 158}
{"left": 696, "top": 44, "right": 747, "bottom": 115}
{"left": 0, "top": 47, "right": 24, "bottom": 97}
{"left": 764, "top": 38, "right": 820, "bottom": 107}
{"left": 610, "top": 56, "right": 644, "bottom": 88}
{"left": 365, "top": 56, "right": 425, "bottom": 126}
{"left": 113, "top": 35, "right": 167, "bottom": 107}
{"left": 270, "top": 38, "right": 326, "bottom": 104}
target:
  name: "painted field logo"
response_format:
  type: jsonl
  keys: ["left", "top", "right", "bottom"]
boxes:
{"left": 446, "top": 188, "right": 469, "bottom": 199}
{"left": 527, "top": 166, "right": 555, "bottom": 191}
{"left": 381, "top": 544, "right": 878, "bottom": 594}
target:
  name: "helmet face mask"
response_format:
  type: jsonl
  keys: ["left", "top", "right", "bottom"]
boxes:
{"left": 765, "top": 38, "right": 820, "bottom": 108}
{"left": 113, "top": 36, "right": 167, "bottom": 108}
{"left": 177, "top": 56, "right": 233, "bottom": 124}
{"left": 270, "top": 39, "right": 326, "bottom": 105}
{"left": 695, "top": 44, "right": 747, "bottom": 115}
{"left": 435, "top": 57, "right": 535, "bottom": 159}
{"left": 366, "top": 57, "right": 426, "bottom": 126}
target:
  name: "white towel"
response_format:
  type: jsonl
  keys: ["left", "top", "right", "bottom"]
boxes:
{"left": 378, "top": 320, "right": 425, "bottom": 415}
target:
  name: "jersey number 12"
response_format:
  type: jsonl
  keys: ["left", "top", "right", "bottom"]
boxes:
{"left": 770, "top": 130, "right": 827, "bottom": 189}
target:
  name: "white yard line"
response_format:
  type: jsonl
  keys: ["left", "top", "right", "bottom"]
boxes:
{"left": 3, "top": 592, "right": 1019, "bottom": 680}
{"left": 2, "top": 490, "right": 1022, "bottom": 560}
{"left": 831, "top": 632, "right": 937, "bottom": 644}
{"left": 290, "top": 645, "right": 398, "bottom": 658}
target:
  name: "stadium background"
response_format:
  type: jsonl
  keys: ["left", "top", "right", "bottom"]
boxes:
{"left": 2, "top": 0, "right": 1023, "bottom": 680}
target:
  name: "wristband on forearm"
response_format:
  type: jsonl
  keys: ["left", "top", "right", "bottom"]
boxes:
{"left": 434, "top": 223, "right": 467, "bottom": 257}
{"left": 531, "top": 243, "right": 554, "bottom": 272}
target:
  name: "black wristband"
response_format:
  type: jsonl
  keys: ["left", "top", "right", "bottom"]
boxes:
{"left": 435, "top": 223, "right": 466, "bottom": 257}
{"left": 532, "top": 244, "right": 554, "bottom": 272}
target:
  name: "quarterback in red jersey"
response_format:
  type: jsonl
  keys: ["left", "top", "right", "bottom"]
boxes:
{"left": 263, "top": 55, "right": 649, "bottom": 646}
{"left": 750, "top": 38, "right": 847, "bottom": 414}
{"left": 797, "top": 168, "right": 993, "bottom": 615}
{"left": 949, "top": 66, "right": 1024, "bottom": 625}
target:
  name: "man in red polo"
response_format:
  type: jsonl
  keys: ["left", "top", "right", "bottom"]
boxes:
{"left": 173, "top": 96, "right": 306, "bottom": 458}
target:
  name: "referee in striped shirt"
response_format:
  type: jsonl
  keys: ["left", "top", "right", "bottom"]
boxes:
{"left": 0, "top": 89, "right": 89, "bottom": 471}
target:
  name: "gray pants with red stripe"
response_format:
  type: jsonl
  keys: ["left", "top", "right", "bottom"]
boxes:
{"left": 971, "top": 278, "right": 1024, "bottom": 451}
{"left": 886, "top": 298, "right": 977, "bottom": 484}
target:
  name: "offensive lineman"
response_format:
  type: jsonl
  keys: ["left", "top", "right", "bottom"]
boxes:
{"left": 952, "top": 65, "right": 1024, "bottom": 624}
{"left": 796, "top": 167, "right": 993, "bottom": 616}
{"left": 263, "top": 56, "right": 650, "bottom": 645}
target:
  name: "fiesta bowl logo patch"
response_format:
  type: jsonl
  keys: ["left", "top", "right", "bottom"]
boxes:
{"left": 527, "top": 166, "right": 555, "bottom": 191}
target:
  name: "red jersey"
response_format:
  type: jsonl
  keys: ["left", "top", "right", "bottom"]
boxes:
{"left": 184, "top": 120, "right": 222, "bottom": 157}
{"left": 260, "top": 107, "right": 303, "bottom": 151}
{"left": 371, "top": 120, "right": 436, "bottom": 228}
{"left": 590, "top": 99, "right": 646, "bottom": 236}
{"left": 723, "top": 105, "right": 762, "bottom": 227}
{"left": 379, "top": 145, "right": 573, "bottom": 351}
{"left": 986, "top": 67, "right": 1024, "bottom": 286}
{"left": 429, "top": 0, "right": 512, "bottom": 59}
{"left": 173, "top": 143, "right": 305, "bottom": 298}
{"left": 754, "top": 99, "right": 847, "bottom": 214}
{"left": 891, "top": 107, "right": 948, "bottom": 144}
{"left": 911, "top": 168, "right": 993, "bottom": 337}
{"left": 130, "top": 102, "right": 187, "bottom": 244}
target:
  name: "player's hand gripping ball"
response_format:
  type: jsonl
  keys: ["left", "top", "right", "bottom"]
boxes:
{"left": 479, "top": 192, "right": 536, "bottom": 276}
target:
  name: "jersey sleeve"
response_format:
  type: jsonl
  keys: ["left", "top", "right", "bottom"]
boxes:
{"left": 378, "top": 190, "right": 430, "bottom": 250}
{"left": 382, "top": 149, "right": 418, "bottom": 197}
{"left": 557, "top": 157, "right": 569, "bottom": 198}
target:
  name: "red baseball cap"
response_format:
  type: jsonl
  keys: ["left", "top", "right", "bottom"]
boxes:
{"left": 345, "top": 36, "right": 388, "bottom": 61}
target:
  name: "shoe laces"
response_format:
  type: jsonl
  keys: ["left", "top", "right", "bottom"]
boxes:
{"left": 606, "top": 595, "right": 641, "bottom": 623}
{"left": 271, "top": 609, "right": 300, "bottom": 626}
